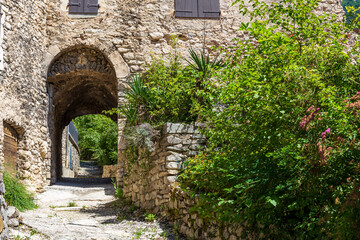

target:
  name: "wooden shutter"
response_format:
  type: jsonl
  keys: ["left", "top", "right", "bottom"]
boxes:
{"left": 198, "top": 0, "right": 220, "bottom": 18}
{"left": 3, "top": 123, "right": 18, "bottom": 175}
{"left": 84, "top": 0, "right": 99, "bottom": 14}
{"left": 175, "top": 0, "right": 198, "bottom": 18}
{"left": 69, "top": 0, "right": 83, "bottom": 13}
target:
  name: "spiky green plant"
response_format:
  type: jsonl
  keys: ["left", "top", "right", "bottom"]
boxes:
{"left": 185, "top": 48, "right": 225, "bottom": 81}
{"left": 125, "top": 74, "right": 151, "bottom": 107}
{"left": 118, "top": 103, "right": 139, "bottom": 126}
{"left": 3, "top": 172, "right": 37, "bottom": 212}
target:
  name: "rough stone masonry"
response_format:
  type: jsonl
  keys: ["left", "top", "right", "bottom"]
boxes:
{"left": 0, "top": 0, "right": 344, "bottom": 238}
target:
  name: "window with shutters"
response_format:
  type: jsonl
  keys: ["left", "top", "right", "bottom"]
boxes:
{"left": 68, "top": 0, "right": 99, "bottom": 14}
{"left": 175, "top": 0, "right": 220, "bottom": 19}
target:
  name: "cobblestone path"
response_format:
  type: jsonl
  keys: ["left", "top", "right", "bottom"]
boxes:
{"left": 9, "top": 182, "right": 185, "bottom": 240}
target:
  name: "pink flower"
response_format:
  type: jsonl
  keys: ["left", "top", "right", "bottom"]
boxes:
{"left": 321, "top": 128, "right": 331, "bottom": 139}
{"left": 306, "top": 105, "right": 315, "bottom": 114}
{"left": 300, "top": 106, "right": 321, "bottom": 131}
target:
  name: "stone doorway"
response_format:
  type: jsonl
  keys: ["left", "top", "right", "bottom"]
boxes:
{"left": 47, "top": 45, "right": 120, "bottom": 183}
{"left": 3, "top": 122, "right": 18, "bottom": 175}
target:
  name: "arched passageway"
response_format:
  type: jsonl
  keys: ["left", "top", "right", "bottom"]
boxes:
{"left": 47, "top": 46, "right": 119, "bottom": 183}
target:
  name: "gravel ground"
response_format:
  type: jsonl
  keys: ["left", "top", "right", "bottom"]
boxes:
{"left": 9, "top": 182, "right": 186, "bottom": 240}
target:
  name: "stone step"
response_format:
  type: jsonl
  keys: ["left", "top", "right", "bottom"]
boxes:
{"left": 59, "top": 177, "right": 112, "bottom": 184}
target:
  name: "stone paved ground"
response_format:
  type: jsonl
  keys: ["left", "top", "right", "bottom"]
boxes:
{"left": 77, "top": 161, "right": 103, "bottom": 178}
{"left": 9, "top": 182, "right": 186, "bottom": 240}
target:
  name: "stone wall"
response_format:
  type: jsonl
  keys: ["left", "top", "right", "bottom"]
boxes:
{"left": 0, "top": 0, "right": 50, "bottom": 190}
{"left": 121, "top": 123, "right": 206, "bottom": 213}
{"left": 0, "top": 0, "right": 49, "bottom": 237}
{"left": 0, "top": 0, "right": 344, "bottom": 189}
{"left": 61, "top": 127, "right": 81, "bottom": 178}
{"left": 120, "top": 123, "right": 254, "bottom": 239}
{"left": 168, "top": 187, "right": 245, "bottom": 240}
{"left": 102, "top": 165, "right": 118, "bottom": 178}
{"left": 0, "top": 173, "right": 8, "bottom": 239}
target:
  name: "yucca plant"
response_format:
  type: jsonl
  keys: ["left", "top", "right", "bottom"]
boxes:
{"left": 186, "top": 49, "right": 225, "bottom": 108}
{"left": 125, "top": 74, "right": 151, "bottom": 107}
{"left": 186, "top": 48, "right": 225, "bottom": 81}
{"left": 118, "top": 103, "right": 139, "bottom": 126}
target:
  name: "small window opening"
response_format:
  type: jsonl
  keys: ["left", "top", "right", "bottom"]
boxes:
{"left": 175, "top": 0, "right": 220, "bottom": 19}
{"left": 68, "top": 0, "right": 99, "bottom": 15}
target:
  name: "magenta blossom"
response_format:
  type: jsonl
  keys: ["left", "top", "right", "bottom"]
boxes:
{"left": 321, "top": 128, "right": 331, "bottom": 139}
{"left": 300, "top": 107, "right": 321, "bottom": 130}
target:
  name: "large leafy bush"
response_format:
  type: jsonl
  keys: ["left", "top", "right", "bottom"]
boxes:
{"left": 73, "top": 114, "right": 118, "bottom": 166}
{"left": 180, "top": 0, "right": 360, "bottom": 238}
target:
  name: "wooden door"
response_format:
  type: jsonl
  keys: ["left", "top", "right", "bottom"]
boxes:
{"left": 3, "top": 123, "right": 18, "bottom": 174}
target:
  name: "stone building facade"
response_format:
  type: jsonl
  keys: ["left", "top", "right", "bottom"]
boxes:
{"left": 61, "top": 121, "right": 80, "bottom": 178}
{"left": 0, "top": 0, "right": 344, "bottom": 188}
{"left": 0, "top": 0, "right": 344, "bottom": 238}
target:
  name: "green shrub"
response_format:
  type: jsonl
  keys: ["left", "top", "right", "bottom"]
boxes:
{"left": 112, "top": 178, "right": 123, "bottom": 199}
{"left": 144, "top": 212, "right": 157, "bottom": 222}
{"left": 73, "top": 114, "right": 118, "bottom": 166}
{"left": 180, "top": 0, "right": 360, "bottom": 238}
{"left": 3, "top": 172, "right": 37, "bottom": 212}
{"left": 109, "top": 50, "right": 199, "bottom": 127}
{"left": 142, "top": 55, "right": 198, "bottom": 125}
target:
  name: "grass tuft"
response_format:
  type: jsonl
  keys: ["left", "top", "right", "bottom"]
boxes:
{"left": 3, "top": 171, "right": 37, "bottom": 212}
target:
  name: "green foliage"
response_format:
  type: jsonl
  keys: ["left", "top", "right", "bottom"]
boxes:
{"left": 107, "top": 50, "right": 201, "bottom": 127}
{"left": 68, "top": 202, "right": 76, "bottom": 207}
{"left": 180, "top": 0, "right": 360, "bottom": 238}
{"left": 3, "top": 172, "right": 37, "bottom": 212}
{"left": 141, "top": 53, "right": 198, "bottom": 124}
{"left": 73, "top": 114, "right": 117, "bottom": 166}
{"left": 144, "top": 212, "right": 157, "bottom": 222}
{"left": 133, "top": 228, "right": 146, "bottom": 239}
{"left": 342, "top": 0, "right": 360, "bottom": 24}
{"left": 112, "top": 178, "right": 123, "bottom": 199}
{"left": 186, "top": 48, "right": 225, "bottom": 82}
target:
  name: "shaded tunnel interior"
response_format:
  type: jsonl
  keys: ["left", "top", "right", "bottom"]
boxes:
{"left": 47, "top": 46, "right": 118, "bottom": 182}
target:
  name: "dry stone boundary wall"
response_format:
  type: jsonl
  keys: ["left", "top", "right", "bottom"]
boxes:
{"left": 120, "top": 123, "right": 247, "bottom": 239}
{"left": 121, "top": 123, "right": 206, "bottom": 212}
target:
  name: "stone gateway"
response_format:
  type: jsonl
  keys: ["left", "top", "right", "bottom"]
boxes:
{"left": 0, "top": 0, "right": 344, "bottom": 239}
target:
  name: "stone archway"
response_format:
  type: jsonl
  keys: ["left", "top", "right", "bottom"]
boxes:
{"left": 47, "top": 45, "right": 127, "bottom": 183}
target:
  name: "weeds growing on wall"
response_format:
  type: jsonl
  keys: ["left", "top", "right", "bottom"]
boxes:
{"left": 179, "top": 0, "right": 360, "bottom": 238}
{"left": 3, "top": 172, "right": 37, "bottom": 212}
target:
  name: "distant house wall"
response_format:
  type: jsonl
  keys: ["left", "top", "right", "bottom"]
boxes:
{"left": 61, "top": 122, "right": 80, "bottom": 178}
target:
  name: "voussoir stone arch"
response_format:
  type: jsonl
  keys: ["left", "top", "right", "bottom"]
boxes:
{"left": 44, "top": 41, "right": 130, "bottom": 79}
{"left": 46, "top": 44, "right": 130, "bottom": 182}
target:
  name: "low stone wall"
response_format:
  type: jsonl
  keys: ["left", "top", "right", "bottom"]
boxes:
{"left": 168, "top": 187, "right": 245, "bottom": 240}
{"left": 121, "top": 123, "right": 206, "bottom": 213}
{"left": 0, "top": 173, "right": 9, "bottom": 239}
{"left": 120, "top": 123, "right": 245, "bottom": 239}
{"left": 102, "top": 165, "right": 118, "bottom": 178}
